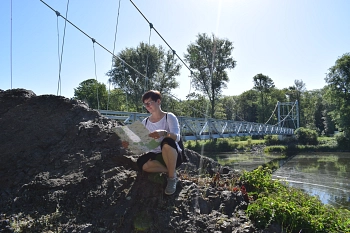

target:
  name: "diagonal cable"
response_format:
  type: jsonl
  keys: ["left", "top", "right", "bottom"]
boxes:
{"left": 56, "top": 0, "right": 70, "bottom": 96}
{"left": 92, "top": 40, "right": 100, "bottom": 110}
{"left": 40, "top": 0, "right": 149, "bottom": 82}
{"left": 108, "top": 0, "right": 122, "bottom": 110}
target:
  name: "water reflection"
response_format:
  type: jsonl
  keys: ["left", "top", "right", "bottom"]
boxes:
{"left": 213, "top": 152, "right": 350, "bottom": 210}
{"left": 211, "top": 153, "right": 286, "bottom": 172}
{"left": 272, "top": 153, "right": 350, "bottom": 210}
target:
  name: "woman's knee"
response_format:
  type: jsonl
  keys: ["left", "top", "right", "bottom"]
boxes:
{"left": 162, "top": 143, "right": 175, "bottom": 154}
{"left": 142, "top": 160, "right": 151, "bottom": 171}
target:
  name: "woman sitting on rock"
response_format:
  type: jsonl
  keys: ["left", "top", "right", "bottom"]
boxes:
{"left": 124, "top": 90, "right": 183, "bottom": 195}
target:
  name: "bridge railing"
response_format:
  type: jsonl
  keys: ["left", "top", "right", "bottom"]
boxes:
{"left": 99, "top": 110, "right": 294, "bottom": 141}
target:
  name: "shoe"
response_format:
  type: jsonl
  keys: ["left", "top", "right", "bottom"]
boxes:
{"left": 165, "top": 177, "right": 177, "bottom": 195}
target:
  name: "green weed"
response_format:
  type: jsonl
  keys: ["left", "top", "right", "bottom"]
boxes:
{"left": 241, "top": 167, "right": 350, "bottom": 232}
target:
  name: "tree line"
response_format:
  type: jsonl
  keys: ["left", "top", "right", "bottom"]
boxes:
{"left": 73, "top": 33, "right": 350, "bottom": 142}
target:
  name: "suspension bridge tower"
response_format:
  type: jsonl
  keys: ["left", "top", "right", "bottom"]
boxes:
{"left": 277, "top": 100, "right": 299, "bottom": 130}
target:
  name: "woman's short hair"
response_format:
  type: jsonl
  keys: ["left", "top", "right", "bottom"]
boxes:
{"left": 142, "top": 90, "right": 161, "bottom": 102}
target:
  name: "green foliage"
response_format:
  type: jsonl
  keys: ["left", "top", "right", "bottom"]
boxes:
{"left": 9, "top": 207, "right": 62, "bottom": 232}
{"left": 264, "top": 135, "right": 280, "bottom": 146}
{"left": 335, "top": 132, "right": 350, "bottom": 150}
{"left": 294, "top": 127, "right": 318, "bottom": 145}
{"left": 253, "top": 73, "right": 275, "bottom": 123}
{"left": 73, "top": 79, "right": 108, "bottom": 109}
{"left": 185, "top": 137, "right": 264, "bottom": 153}
{"left": 181, "top": 92, "right": 210, "bottom": 118}
{"left": 264, "top": 145, "right": 286, "bottom": 154}
{"left": 107, "top": 88, "right": 131, "bottom": 111}
{"left": 324, "top": 53, "right": 350, "bottom": 136}
{"left": 234, "top": 90, "right": 259, "bottom": 122}
{"left": 301, "top": 89, "right": 325, "bottom": 133}
{"left": 107, "top": 42, "right": 181, "bottom": 112}
{"left": 219, "top": 96, "right": 236, "bottom": 120}
{"left": 184, "top": 33, "right": 236, "bottom": 118}
{"left": 241, "top": 167, "right": 350, "bottom": 232}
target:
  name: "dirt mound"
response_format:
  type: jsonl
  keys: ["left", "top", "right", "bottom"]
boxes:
{"left": 0, "top": 89, "right": 257, "bottom": 233}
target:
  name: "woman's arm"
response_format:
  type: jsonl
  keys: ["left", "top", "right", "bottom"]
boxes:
{"left": 165, "top": 113, "right": 180, "bottom": 142}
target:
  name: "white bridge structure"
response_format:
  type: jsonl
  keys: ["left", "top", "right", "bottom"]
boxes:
{"left": 99, "top": 110, "right": 295, "bottom": 141}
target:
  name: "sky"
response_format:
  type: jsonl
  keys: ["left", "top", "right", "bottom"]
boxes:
{"left": 1, "top": 0, "right": 350, "bottom": 101}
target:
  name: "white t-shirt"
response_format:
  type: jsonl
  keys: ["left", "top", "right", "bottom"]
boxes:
{"left": 142, "top": 112, "right": 182, "bottom": 154}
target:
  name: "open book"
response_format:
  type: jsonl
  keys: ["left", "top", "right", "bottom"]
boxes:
{"left": 113, "top": 121, "right": 159, "bottom": 154}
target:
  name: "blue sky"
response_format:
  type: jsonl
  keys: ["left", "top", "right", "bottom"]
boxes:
{"left": 1, "top": 0, "right": 349, "bottom": 100}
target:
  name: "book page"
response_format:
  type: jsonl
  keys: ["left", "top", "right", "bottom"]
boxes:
{"left": 113, "top": 121, "right": 159, "bottom": 154}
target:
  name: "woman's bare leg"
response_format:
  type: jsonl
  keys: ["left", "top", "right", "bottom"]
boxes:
{"left": 142, "top": 160, "right": 168, "bottom": 173}
{"left": 161, "top": 143, "right": 178, "bottom": 178}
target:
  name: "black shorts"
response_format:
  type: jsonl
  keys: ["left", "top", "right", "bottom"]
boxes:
{"left": 136, "top": 137, "right": 182, "bottom": 171}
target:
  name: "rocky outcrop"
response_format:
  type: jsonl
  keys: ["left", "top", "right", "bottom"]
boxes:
{"left": 0, "top": 89, "right": 258, "bottom": 233}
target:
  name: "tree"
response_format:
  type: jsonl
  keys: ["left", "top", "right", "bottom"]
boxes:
{"left": 107, "top": 42, "right": 181, "bottom": 112}
{"left": 107, "top": 88, "right": 130, "bottom": 111}
{"left": 234, "top": 90, "right": 259, "bottom": 122}
{"left": 302, "top": 90, "right": 324, "bottom": 133}
{"left": 73, "top": 79, "right": 108, "bottom": 109}
{"left": 324, "top": 53, "right": 350, "bottom": 136}
{"left": 321, "top": 87, "right": 336, "bottom": 135}
{"left": 253, "top": 74, "right": 275, "bottom": 123}
{"left": 219, "top": 96, "right": 236, "bottom": 120}
{"left": 182, "top": 92, "right": 210, "bottom": 118}
{"left": 184, "top": 33, "right": 236, "bottom": 118}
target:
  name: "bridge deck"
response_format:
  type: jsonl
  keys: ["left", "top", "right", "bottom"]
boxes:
{"left": 99, "top": 110, "right": 294, "bottom": 141}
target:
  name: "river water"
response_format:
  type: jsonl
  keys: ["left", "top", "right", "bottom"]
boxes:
{"left": 214, "top": 152, "right": 350, "bottom": 210}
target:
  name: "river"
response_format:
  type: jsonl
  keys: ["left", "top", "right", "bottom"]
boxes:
{"left": 213, "top": 152, "right": 350, "bottom": 210}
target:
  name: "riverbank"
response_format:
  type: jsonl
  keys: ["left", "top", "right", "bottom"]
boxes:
{"left": 185, "top": 135, "right": 350, "bottom": 156}
{"left": 185, "top": 137, "right": 350, "bottom": 232}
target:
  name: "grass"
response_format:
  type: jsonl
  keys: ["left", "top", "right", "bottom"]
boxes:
{"left": 185, "top": 137, "right": 265, "bottom": 153}
{"left": 184, "top": 134, "right": 347, "bottom": 155}
{"left": 9, "top": 207, "right": 62, "bottom": 233}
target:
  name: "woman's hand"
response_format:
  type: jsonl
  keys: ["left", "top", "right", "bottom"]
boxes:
{"left": 149, "top": 130, "right": 167, "bottom": 139}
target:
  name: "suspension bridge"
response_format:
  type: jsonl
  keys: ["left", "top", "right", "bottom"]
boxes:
{"left": 7, "top": 1, "right": 298, "bottom": 140}
{"left": 99, "top": 99, "right": 298, "bottom": 141}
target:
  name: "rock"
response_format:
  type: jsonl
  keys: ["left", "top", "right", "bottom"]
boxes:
{"left": 0, "top": 89, "right": 262, "bottom": 232}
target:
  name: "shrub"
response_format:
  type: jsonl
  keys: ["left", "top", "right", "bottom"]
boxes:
{"left": 218, "top": 139, "right": 231, "bottom": 151}
{"left": 264, "top": 145, "right": 286, "bottom": 154}
{"left": 294, "top": 127, "right": 318, "bottom": 145}
{"left": 335, "top": 132, "right": 350, "bottom": 150}
{"left": 264, "top": 135, "right": 280, "bottom": 146}
{"left": 241, "top": 167, "right": 350, "bottom": 232}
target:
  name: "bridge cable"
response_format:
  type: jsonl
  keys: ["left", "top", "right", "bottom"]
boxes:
{"left": 130, "top": 0, "right": 216, "bottom": 119}
{"left": 145, "top": 23, "right": 153, "bottom": 94}
{"left": 55, "top": 0, "right": 70, "bottom": 96}
{"left": 188, "top": 72, "right": 193, "bottom": 95}
{"left": 273, "top": 101, "right": 297, "bottom": 127}
{"left": 10, "top": 0, "right": 13, "bottom": 89}
{"left": 107, "top": 0, "right": 122, "bottom": 111}
{"left": 92, "top": 40, "right": 100, "bottom": 110}
{"left": 122, "top": 61, "right": 129, "bottom": 111}
{"left": 235, "top": 114, "right": 248, "bottom": 122}
{"left": 264, "top": 102, "right": 278, "bottom": 125}
{"left": 129, "top": 0, "right": 192, "bottom": 74}
{"left": 40, "top": 0, "right": 150, "bottom": 82}
{"left": 42, "top": 0, "right": 226, "bottom": 122}
{"left": 186, "top": 72, "right": 193, "bottom": 115}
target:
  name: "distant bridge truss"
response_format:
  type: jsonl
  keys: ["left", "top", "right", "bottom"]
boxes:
{"left": 99, "top": 110, "right": 294, "bottom": 141}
